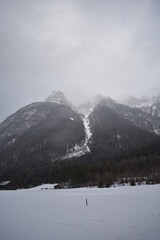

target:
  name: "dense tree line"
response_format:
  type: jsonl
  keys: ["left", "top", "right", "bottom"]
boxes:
{"left": 1, "top": 153, "right": 160, "bottom": 188}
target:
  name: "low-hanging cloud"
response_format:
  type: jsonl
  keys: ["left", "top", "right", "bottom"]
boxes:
{"left": 0, "top": 0, "right": 160, "bottom": 122}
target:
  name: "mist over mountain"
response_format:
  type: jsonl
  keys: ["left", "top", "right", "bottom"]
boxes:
{"left": 120, "top": 94, "right": 160, "bottom": 118}
{"left": 1, "top": 0, "right": 160, "bottom": 124}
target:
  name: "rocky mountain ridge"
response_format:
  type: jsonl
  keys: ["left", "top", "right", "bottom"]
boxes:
{"left": 1, "top": 90, "right": 160, "bottom": 187}
{"left": 1, "top": 91, "right": 160, "bottom": 154}
{"left": 121, "top": 94, "right": 160, "bottom": 118}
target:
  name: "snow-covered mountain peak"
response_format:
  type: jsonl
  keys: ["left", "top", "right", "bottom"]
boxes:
{"left": 44, "top": 90, "right": 78, "bottom": 113}
{"left": 92, "top": 94, "right": 112, "bottom": 103}
{"left": 121, "top": 94, "right": 160, "bottom": 118}
{"left": 44, "top": 91, "right": 69, "bottom": 105}
{"left": 77, "top": 94, "right": 113, "bottom": 116}
{"left": 121, "top": 94, "right": 159, "bottom": 107}
{"left": 92, "top": 94, "right": 105, "bottom": 102}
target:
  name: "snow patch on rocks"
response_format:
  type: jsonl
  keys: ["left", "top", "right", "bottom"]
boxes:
{"left": 63, "top": 114, "right": 92, "bottom": 159}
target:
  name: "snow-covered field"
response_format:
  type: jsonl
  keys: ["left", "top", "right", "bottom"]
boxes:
{"left": 0, "top": 185, "right": 160, "bottom": 240}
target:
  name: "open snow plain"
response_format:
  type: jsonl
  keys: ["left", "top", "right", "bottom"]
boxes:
{"left": 0, "top": 184, "right": 160, "bottom": 240}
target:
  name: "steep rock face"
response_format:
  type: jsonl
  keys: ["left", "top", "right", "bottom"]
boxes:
{"left": 0, "top": 102, "right": 85, "bottom": 174}
{"left": 97, "top": 99, "right": 160, "bottom": 135}
{"left": 89, "top": 103, "right": 160, "bottom": 157}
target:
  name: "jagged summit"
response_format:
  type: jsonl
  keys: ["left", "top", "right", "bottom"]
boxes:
{"left": 77, "top": 94, "right": 112, "bottom": 116}
{"left": 121, "top": 94, "right": 160, "bottom": 118}
{"left": 45, "top": 90, "right": 77, "bottom": 113}
{"left": 91, "top": 94, "right": 105, "bottom": 102}
{"left": 45, "top": 90, "right": 69, "bottom": 105}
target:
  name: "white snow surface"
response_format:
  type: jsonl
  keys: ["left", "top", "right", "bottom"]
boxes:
{"left": 27, "top": 184, "right": 57, "bottom": 190}
{"left": 0, "top": 184, "right": 160, "bottom": 240}
{"left": 117, "top": 132, "right": 121, "bottom": 140}
{"left": 83, "top": 115, "right": 92, "bottom": 152}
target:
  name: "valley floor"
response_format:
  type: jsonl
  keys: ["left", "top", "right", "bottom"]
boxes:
{"left": 0, "top": 185, "right": 160, "bottom": 240}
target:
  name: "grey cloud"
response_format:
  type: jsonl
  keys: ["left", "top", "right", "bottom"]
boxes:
{"left": 0, "top": 0, "right": 160, "bottom": 122}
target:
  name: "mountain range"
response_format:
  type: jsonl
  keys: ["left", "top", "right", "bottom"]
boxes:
{"left": 0, "top": 91, "right": 160, "bottom": 187}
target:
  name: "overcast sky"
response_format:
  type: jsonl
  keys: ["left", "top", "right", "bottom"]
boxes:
{"left": 0, "top": 0, "right": 160, "bottom": 122}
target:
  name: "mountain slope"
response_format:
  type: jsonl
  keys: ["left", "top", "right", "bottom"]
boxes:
{"left": 78, "top": 94, "right": 160, "bottom": 135}
{"left": 0, "top": 102, "right": 85, "bottom": 175}
{"left": 89, "top": 103, "right": 160, "bottom": 157}
{"left": 98, "top": 98, "right": 160, "bottom": 135}
{"left": 1, "top": 91, "right": 160, "bottom": 187}
{"left": 121, "top": 95, "right": 160, "bottom": 118}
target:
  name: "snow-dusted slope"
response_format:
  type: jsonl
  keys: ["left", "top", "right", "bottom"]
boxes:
{"left": 89, "top": 102, "right": 160, "bottom": 157}
{"left": 0, "top": 102, "right": 50, "bottom": 149}
{"left": 1, "top": 90, "right": 160, "bottom": 166}
{"left": 0, "top": 102, "right": 85, "bottom": 168}
{"left": 83, "top": 115, "right": 92, "bottom": 152}
{"left": 95, "top": 98, "right": 160, "bottom": 135}
{"left": 77, "top": 94, "right": 112, "bottom": 116}
{"left": 63, "top": 114, "right": 92, "bottom": 159}
{"left": 78, "top": 93, "right": 160, "bottom": 136}
{"left": 121, "top": 94, "right": 160, "bottom": 118}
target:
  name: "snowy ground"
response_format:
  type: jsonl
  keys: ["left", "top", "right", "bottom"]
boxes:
{"left": 0, "top": 185, "right": 160, "bottom": 240}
